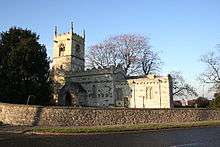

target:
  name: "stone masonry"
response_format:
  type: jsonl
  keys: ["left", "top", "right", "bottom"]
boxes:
{"left": 1, "top": 103, "right": 220, "bottom": 127}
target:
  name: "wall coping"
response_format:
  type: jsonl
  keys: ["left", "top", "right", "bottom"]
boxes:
{"left": 1, "top": 102, "right": 220, "bottom": 111}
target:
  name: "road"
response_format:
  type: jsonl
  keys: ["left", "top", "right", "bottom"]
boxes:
{"left": 0, "top": 126, "right": 220, "bottom": 147}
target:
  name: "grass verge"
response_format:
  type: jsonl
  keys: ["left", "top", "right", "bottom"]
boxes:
{"left": 32, "top": 120, "right": 220, "bottom": 134}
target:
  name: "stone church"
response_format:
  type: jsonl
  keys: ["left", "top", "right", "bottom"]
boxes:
{"left": 52, "top": 23, "right": 173, "bottom": 108}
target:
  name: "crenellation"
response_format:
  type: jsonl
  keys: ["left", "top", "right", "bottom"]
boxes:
{"left": 70, "top": 65, "right": 123, "bottom": 77}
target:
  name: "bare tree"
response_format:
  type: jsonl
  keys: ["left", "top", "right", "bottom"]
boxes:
{"left": 199, "top": 51, "right": 220, "bottom": 85}
{"left": 141, "top": 49, "right": 161, "bottom": 75}
{"left": 199, "top": 48, "right": 220, "bottom": 107}
{"left": 86, "top": 34, "right": 161, "bottom": 76}
{"left": 86, "top": 41, "right": 118, "bottom": 69}
{"left": 171, "top": 71, "right": 198, "bottom": 97}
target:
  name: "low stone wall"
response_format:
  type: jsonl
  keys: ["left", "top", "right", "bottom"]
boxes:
{"left": 1, "top": 102, "right": 220, "bottom": 126}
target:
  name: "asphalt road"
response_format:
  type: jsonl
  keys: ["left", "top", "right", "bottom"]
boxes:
{"left": 0, "top": 126, "right": 220, "bottom": 147}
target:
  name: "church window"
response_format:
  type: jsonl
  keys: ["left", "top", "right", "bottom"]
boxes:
{"left": 149, "top": 87, "right": 152, "bottom": 99}
{"left": 59, "top": 43, "right": 65, "bottom": 56}
{"left": 146, "top": 87, "right": 148, "bottom": 99}
{"left": 76, "top": 44, "right": 80, "bottom": 53}
{"left": 146, "top": 87, "right": 152, "bottom": 99}
{"left": 116, "top": 88, "right": 123, "bottom": 100}
{"left": 92, "top": 85, "right": 97, "bottom": 98}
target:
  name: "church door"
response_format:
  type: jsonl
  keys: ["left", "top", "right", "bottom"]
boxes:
{"left": 65, "top": 91, "right": 72, "bottom": 106}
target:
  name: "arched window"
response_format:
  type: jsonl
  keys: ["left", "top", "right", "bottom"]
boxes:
{"left": 92, "top": 85, "right": 97, "bottom": 98}
{"left": 149, "top": 87, "right": 152, "bottom": 99}
{"left": 116, "top": 88, "right": 123, "bottom": 100}
{"left": 59, "top": 43, "right": 65, "bottom": 56}
{"left": 76, "top": 44, "right": 80, "bottom": 53}
{"left": 60, "top": 65, "right": 63, "bottom": 69}
{"left": 146, "top": 87, "right": 152, "bottom": 99}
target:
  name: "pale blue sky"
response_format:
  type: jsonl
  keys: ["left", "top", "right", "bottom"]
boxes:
{"left": 1, "top": 0, "right": 220, "bottom": 97}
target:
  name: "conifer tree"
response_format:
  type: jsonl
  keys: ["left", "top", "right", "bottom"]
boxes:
{"left": 0, "top": 27, "right": 51, "bottom": 105}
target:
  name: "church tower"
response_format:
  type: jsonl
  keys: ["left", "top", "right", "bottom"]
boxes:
{"left": 51, "top": 22, "right": 85, "bottom": 103}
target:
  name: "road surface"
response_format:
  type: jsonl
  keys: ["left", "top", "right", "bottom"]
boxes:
{"left": 0, "top": 126, "right": 220, "bottom": 147}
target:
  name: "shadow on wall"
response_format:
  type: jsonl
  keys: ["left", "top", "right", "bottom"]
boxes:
{"left": 32, "top": 106, "right": 43, "bottom": 126}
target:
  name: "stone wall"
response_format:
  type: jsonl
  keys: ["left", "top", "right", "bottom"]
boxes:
{"left": 1, "top": 102, "right": 220, "bottom": 126}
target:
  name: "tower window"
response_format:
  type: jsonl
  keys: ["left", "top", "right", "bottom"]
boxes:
{"left": 92, "top": 85, "right": 97, "bottom": 98}
{"left": 59, "top": 43, "right": 65, "bottom": 56}
{"left": 76, "top": 44, "right": 80, "bottom": 53}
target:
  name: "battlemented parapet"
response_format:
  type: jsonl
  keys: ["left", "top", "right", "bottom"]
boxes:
{"left": 70, "top": 64, "right": 124, "bottom": 78}
{"left": 54, "top": 32, "right": 85, "bottom": 44}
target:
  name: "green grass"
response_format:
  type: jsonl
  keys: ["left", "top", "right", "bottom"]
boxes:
{"left": 32, "top": 120, "right": 220, "bottom": 134}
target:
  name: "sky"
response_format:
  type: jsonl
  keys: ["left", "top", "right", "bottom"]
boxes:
{"left": 1, "top": 0, "right": 220, "bottom": 98}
